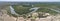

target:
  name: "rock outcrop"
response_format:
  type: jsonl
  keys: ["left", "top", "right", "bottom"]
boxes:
{"left": 0, "top": 9, "right": 60, "bottom": 21}
{"left": 0, "top": 9, "right": 16, "bottom": 21}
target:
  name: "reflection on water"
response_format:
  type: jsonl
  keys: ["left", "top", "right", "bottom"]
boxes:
{"left": 10, "top": 6, "right": 16, "bottom": 14}
{"left": 29, "top": 7, "right": 40, "bottom": 13}
{"left": 49, "top": 8, "right": 60, "bottom": 13}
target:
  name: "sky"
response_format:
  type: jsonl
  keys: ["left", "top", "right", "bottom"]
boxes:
{"left": 0, "top": 0, "right": 60, "bottom": 2}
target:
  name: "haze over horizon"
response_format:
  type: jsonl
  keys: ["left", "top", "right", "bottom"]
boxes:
{"left": 0, "top": 0, "right": 60, "bottom": 2}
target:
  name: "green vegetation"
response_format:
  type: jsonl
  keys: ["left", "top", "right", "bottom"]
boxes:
{"left": 12, "top": 5, "right": 32, "bottom": 15}
{"left": 12, "top": 4, "right": 59, "bottom": 15}
{"left": 34, "top": 3, "right": 59, "bottom": 15}
{"left": 37, "top": 8, "right": 58, "bottom": 15}
{"left": 7, "top": 3, "right": 60, "bottom": 17}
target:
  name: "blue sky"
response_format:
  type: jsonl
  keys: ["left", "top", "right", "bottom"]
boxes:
{"left": 0, "top": 0, "right": 60, "bottom": 2}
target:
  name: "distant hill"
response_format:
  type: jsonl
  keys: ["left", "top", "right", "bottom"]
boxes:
{"left": 0, "top": 2, "right": 60, "bottom": 6}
